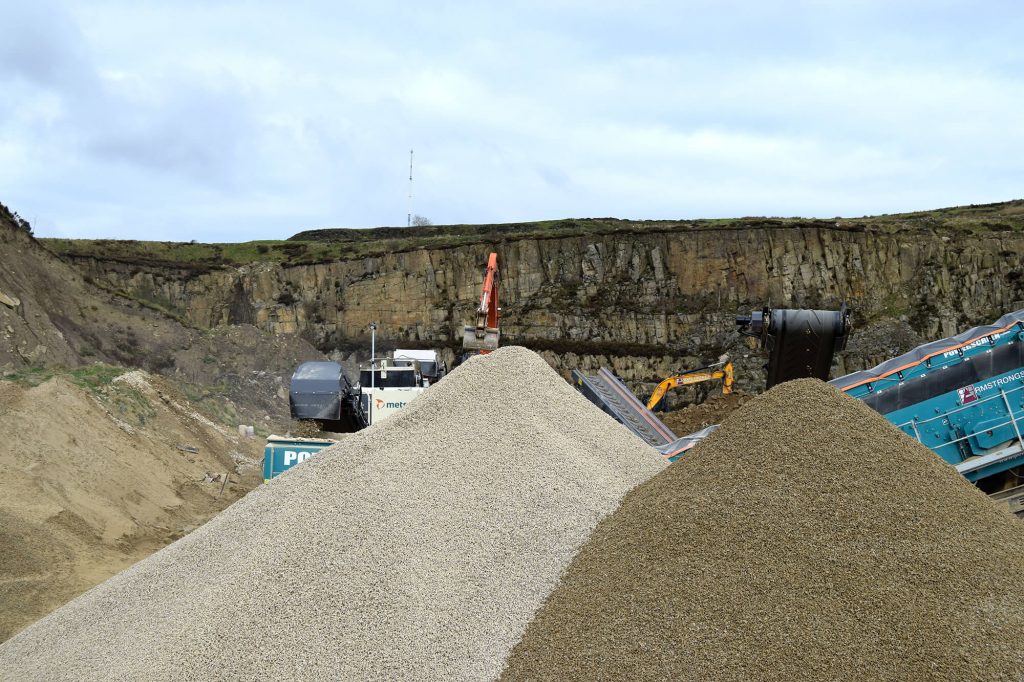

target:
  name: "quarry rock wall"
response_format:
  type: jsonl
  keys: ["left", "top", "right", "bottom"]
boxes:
{"left": 62, "top": 224, "right": 1024, "bottom": 397}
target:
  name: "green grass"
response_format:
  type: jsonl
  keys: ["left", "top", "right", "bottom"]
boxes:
{"left": 1, "top": 364, "right": 245, "bottom": 429}
{"left": 39, "top": 200, "right": 1024, "bottom": 271}
{"left": 3, "top": 363, "right": 126, "bottom": 392}
{"left": 69, "top": 364, "right": 127, "bottom": 392}
{"left": 1, "top": 364, "right": 165, "bottom": 426}
{"left": 2, "top": 366, "right": 56, "bottom": 387}
{"left": 177, "top": 381, "right": 242, "bottom": 427}
{"left": 42, "top": 220, "right": 657, "bottom": 269}
{"left": 110, "top": 384, "right": 157, "bottom": 426}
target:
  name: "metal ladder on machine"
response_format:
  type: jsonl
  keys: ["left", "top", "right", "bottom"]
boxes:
{"left": 571, "top": 367, "right": 703, "bottom": 460}
{"left": 572, "top": 368, "right": 677, "bottom": 447}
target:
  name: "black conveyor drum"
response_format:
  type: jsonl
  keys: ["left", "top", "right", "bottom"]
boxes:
{"left": 738, "top": 306, "right": 850, "bottom": 389}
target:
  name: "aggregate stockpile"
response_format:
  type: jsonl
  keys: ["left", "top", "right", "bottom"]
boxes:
{"left": 501, "top": 380, "right": 1024, "bottom": 682}
{"left": 0, "top": 347, "right": 665, "bottom": 681}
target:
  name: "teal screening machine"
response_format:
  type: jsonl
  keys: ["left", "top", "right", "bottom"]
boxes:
{"left": 831, "top": 309, "right": 1024, "bottom": 488}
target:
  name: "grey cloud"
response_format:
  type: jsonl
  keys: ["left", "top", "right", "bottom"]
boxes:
{"left": 0, "top": 0, "right": 98, "bottom": 93}
{"left": 86, "top": 79, "right": 259, "bottom": 185}
{"left": 2, "top": 0, "right": 1023, "bottom": 241}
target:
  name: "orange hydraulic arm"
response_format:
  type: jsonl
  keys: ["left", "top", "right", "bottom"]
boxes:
{"left": 463, "top": 252, "right": 500, "bottom": 353}
{"left": 646, "top": 355, "right": 733, "bottom": 411}
{"left": 478, "top": 252, "right": 499, "bottom": 331}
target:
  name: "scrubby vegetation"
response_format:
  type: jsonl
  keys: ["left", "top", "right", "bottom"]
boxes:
{"left": 0, "top": 201, "right": 33, "bottom": 236}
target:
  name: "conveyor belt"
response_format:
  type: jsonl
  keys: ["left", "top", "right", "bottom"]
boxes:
{"left": 989, "top": 483, "right": 1024, "bottom": 519}
{"left": 572, "top": 368, "right": 678, "bottom": 448}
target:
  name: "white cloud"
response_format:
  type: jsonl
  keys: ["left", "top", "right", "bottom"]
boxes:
{"left": 1, "top": 0, "right": 1022, "bottom": 240}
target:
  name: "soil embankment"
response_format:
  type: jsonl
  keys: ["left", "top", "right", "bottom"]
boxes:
{"left": 1, "top": 201, "right": 325, "bottom": 639}
{"left": 0, "top": 370, "right": 262, "bottom": 641}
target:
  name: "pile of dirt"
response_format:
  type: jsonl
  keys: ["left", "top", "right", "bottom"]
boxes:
{"left": 0, "top": 370, "right": 262, "bottom": 641}
{"left": 661, "top": 391, "right": 750, "bottom": 435}
{"left": 500, "top": 379, "right": 1024, "bottom": 681}
{"left": 0, "top": 347, "right": 665, "bottom": 681}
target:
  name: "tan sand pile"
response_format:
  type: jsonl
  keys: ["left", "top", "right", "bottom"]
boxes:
{"left": 501, "top": 379, "right": 1024, "bottom": 682}
{"left": 0, "top": 347, "right": 665, "bottom": 681}
{"left": 0, "top": 372, "right": 260, "bottom": 642}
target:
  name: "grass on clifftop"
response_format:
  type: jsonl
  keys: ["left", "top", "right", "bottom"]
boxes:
{"left": 41, "top": 239, "right": 339, "bottom": 271}
{"left": 43, "top": 218, "right": 664, "bottom": 269}
{"left": 40, "top": 200, "right": 1024, "bottom": 271}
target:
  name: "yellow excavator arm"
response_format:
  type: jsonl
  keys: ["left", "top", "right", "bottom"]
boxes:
{"left": 646, "top": 356, "right": 734, "bottom": 411}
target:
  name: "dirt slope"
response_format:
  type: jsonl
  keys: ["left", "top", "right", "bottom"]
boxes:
{"left": 0, "top": 204, "right": 322, "bottom": 429}
{"left": 0, "top": 201, "right": 334, "bottom": 641}
{"left": 0, "top": 369, "right": 263, "bottom": 641}
{"left": 0, "top": 201, "right": 339, "bottom": 642}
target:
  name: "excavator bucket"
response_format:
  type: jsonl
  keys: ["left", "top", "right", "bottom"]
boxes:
{"left": 463, "top": 325, "right": 500, "bottom": 351}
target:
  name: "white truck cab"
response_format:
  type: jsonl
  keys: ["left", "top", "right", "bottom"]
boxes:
{"left": 358, "top": 349, "right": 446, "bottom": 425}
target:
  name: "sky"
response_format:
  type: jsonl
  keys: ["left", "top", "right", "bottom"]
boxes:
{"left": 1, "top": 1, "right": 1023, "bottom": 242}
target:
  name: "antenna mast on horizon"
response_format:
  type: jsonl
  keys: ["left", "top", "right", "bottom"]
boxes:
{"left": 407, "top": 149, "right": 413, "bottom": 227}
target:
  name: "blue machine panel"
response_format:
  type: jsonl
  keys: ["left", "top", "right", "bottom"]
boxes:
{"left": 831, "top": 310, "right": 1024, "bottom": 483}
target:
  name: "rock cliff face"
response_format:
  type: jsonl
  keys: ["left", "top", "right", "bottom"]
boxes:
{"left": 58, "top": 222, "right": 1024, "bottom": 404}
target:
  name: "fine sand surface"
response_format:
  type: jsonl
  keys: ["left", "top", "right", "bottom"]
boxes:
{"left": 0, "top": 373, "right": 260, "bottom": 642}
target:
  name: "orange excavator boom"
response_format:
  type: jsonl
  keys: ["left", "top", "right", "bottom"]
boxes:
{"left": 463, "top": 252, "right": 500, "bottom": 353}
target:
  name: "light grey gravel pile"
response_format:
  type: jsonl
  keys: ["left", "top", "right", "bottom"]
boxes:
{"left": 0, "top": 346, "right": 665, "bottom": 681}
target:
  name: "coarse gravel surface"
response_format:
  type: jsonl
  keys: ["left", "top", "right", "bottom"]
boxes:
{"left": 500, "top": 378, "right": 1024, "bottom": 682}
{"left": 0, "top": 346, "right": 665, "bottom": 681}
